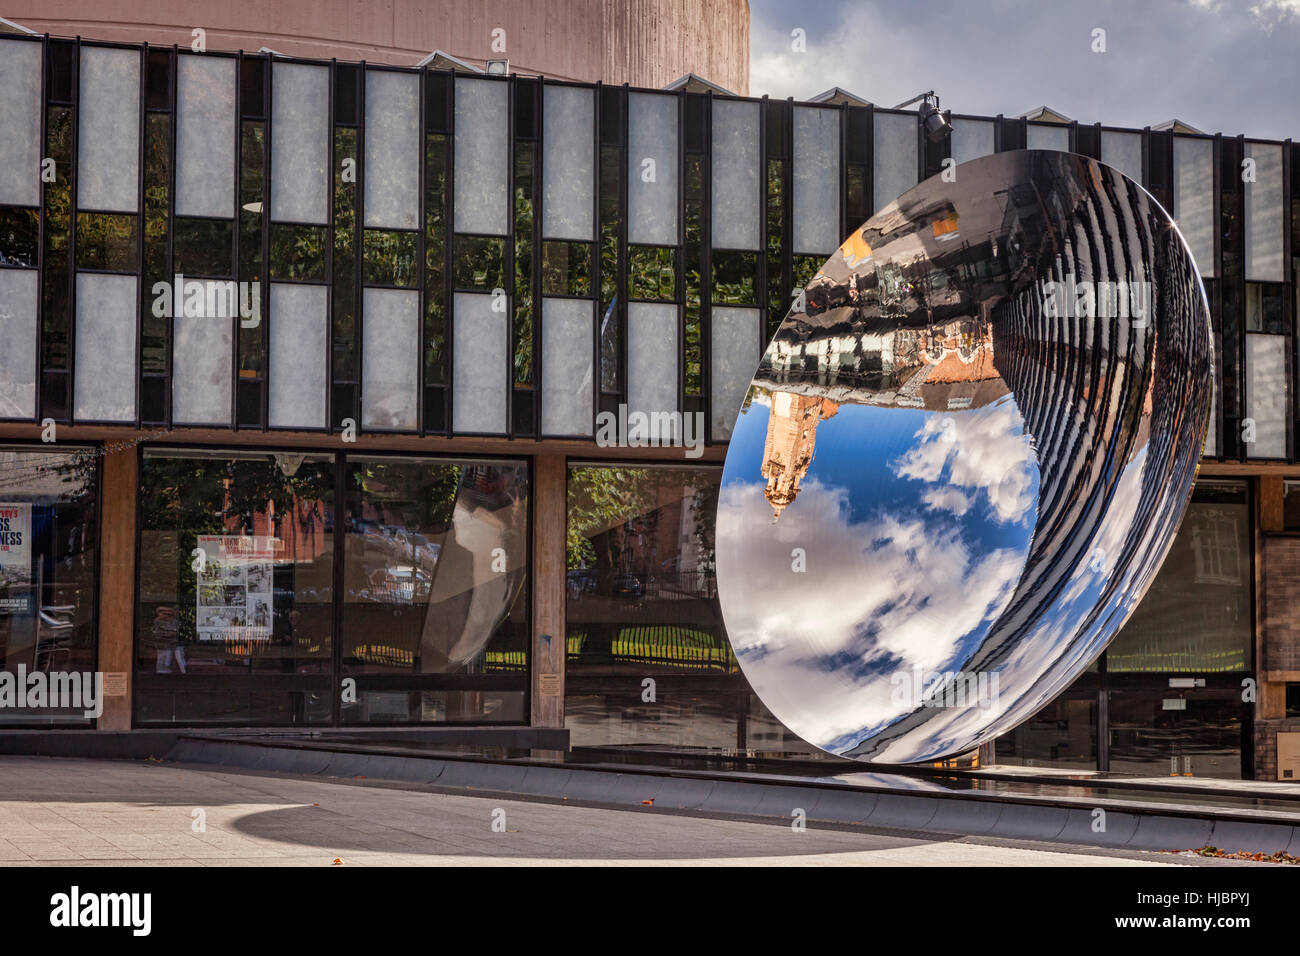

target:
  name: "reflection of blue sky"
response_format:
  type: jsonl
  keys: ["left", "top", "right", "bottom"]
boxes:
{"left": 718, "top": 392, "right": 1041, "bottom": 752}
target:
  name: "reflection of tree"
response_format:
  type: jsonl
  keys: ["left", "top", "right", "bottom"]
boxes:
{"left": 566, "top": 467, "right": 717, "bottom": 575}
{"left": 138, "top": 456, "right": 330, "bottom": 642}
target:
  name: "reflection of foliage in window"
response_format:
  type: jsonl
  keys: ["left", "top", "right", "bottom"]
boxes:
{"left": 424, "top": 134, "right": 447, "bottom": 382}
{"left": 452, "top": 235, "right": 505, "bottom": 291}
{"left": 566, "top": 466, "right": 717, "bottom": 573}
{"left": 514, "top": 146, "right": 534, "bottom": 385}
{"left": 362, "top": 230, "right": 418, "bottom": 287}
{"left": 269, "top": 224, "right": 327, "bottom": 281}
{"left": 628, "top": 245, "right": 675, "bottom": 300}
{"left": 76, "top": 213, "right": 138, "bottom": 271}
{"left": 712, "top": 251, "right": 757, "bottom": 306}
{"left": 541, "top": 241, "right": 592, "bottom": 296}
{"left": 684, "top": 155, "right": 702, "bottom": 396}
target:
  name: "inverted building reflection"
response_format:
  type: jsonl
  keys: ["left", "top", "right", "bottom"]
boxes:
{"left": 718, "top": 150, "right": 1212, "bottom": 764}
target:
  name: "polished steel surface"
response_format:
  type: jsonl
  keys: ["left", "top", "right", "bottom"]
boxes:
{"left": 716, "top": 150, "right": 1213, "bottom": 764}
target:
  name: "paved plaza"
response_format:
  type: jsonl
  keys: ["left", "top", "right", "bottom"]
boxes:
{"left": 0, "top": 755, "right": 1230, "bottom": 866}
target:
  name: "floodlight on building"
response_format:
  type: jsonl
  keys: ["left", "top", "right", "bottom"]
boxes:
{"left": 893, "top": 89, "right": 952, "bottom": 144}
{"left": 486, "top": 59, "right": 510, "bottom": 75}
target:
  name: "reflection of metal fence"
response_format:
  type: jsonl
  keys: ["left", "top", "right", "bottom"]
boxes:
{"left": 567, "top": 626, "right": 735, "bottom": 672}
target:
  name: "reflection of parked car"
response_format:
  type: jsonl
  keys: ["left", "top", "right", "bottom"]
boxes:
{"left": 612, "top": 574, "right": 642, "bottom": 599}
{"left": 567, "top": 568, "right": 596, "bottom": 600}
{"left": 367, "top": 565, "right": 431, "bottom": 604}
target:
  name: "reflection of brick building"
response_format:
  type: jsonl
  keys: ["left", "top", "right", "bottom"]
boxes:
{"left": 761, "top": 392, "right": 839, "bottom": 521}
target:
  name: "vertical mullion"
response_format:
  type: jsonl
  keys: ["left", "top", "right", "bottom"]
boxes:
{"left": 134, "top": 44, "right": 147, "bottom": 429}
{"left": 165, "top": 45, "right": 177, "bottom": 429}
{"left": 1281, "top": 139, "right": 1294, "bottom": 460}
{"left": 34, "top": 34, "right": 47, "bottom": 423}
{"left": 677, "top": 89, "right": 686, "bottom": 417}
{"left": 66, "top": 37, "right": 79, "bottom": 425}
{"left": 617, "top": 83, "right": 629, "bottom": 412}
{"left": 230, "top": 51, "right": 242, "bottom": 430}
{"left": 325, "top": 59, "right": 336, "bottom": 434}
{"left": 781, "top": 97, "right": 793, "bottom": 331}
{"left": 354, "top": 62, "right": 366, "bottom": 436}
{"left": 505, "top": 74, "right": 516, "bottom": 437}
{"left": 591, "top": 81, "right": 602, "bottom": 430}
{"left": 330, "top": 450, "right": 345, "bottom": 725}
{"left": 416, "top": 66, "right": 426, "bottom": 435}
{"left": 757, "top": 94, "right": 768, "bottom": 359}
{"left": 259, "top": 56, "right": 270, "bottom": 431}
{"left": 444, "top": 69, "right": 456, "bottom": 437}
{"left": 701, "top": 90, "right": 713, "bottom": 443}
{"left": 1213, "top": 133, "right": 1225, "bottom": 459}
{"left": 531, "top": 79, "right": 542, "bottom": 438}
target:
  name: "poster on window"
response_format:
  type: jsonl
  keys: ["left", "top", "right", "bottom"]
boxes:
{"left": 0, "top": 503, "right": 32, "bottom": 614}
{"left": 195, "top": 535, "right": 275, "bottom": 641}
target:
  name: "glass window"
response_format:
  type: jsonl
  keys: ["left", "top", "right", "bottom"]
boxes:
{"left": 340, "top": 456, "right": 529, "bottom": 722}
{"left": 1108, "top": 688, "right": 1244, "bottom": 779}
{"left": 0, "top": 446, "right": 98, "bottom": 725}
{"left": 565, "top": 464, "right": 737, "bottom": 746}
{"left": 628, "top": 245, "right": 676, "bottom": 301}
{"left": 1245, "top": 282, "right": 1285, "bottom": 333}
{"left": 1105, "top": 481, "right": 1252, "bottom": 673}
{"left": 993, "top": 692, "right": 1098, "bottom": 771}
{"left": 135, "top": 449, "right": 335, "bottom": 724}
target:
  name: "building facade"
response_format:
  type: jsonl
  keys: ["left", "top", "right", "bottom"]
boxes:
{"left": 0, "top": 19, "right": 1297, "bottom": 779}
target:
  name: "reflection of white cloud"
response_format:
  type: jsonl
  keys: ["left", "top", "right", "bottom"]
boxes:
{"left": 716, "top": 478, "right": 1026, "bottom": 749}
{"left": 891, "top": 397, "right": 1036, "bottom": 524}
{"left": 922, "top": 488, "right": 972, "bottom": 515}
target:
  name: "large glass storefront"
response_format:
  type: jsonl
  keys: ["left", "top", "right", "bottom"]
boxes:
{"left": 994, "top": 480, "right": 1254, "bottom": 776}
{"left": 564, "top": 463, "right": 743, "bottom": 748}
{"left": 135, "top": 448, "right": 528, "bottom": 725}
{"left": 0, "top": 446, "right": 99, "bottom": 725}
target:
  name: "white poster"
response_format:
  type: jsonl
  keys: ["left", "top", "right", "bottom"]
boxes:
{"left": 0, "top": 503, "right": 32, "bottom": 614}
{"left": 195, "top": 535, "right": 275, "bottom": 642}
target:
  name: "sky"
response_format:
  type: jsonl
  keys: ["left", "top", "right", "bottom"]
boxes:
{"left": 748, "top": 0, "right": 1300, "bottom": 140}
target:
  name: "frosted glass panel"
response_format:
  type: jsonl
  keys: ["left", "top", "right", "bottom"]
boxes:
{"left": 712, "top": 99, "right": 761, "bottom": 250}
{"left": 1027, "top": 123, "right": 1069, "bottom": 151}
{"left": 542, "top": 85, "right": 594, "bottom": 241}
{"left": 1244, "top": 142, "right": 1284, "bottom": 282}
{"left": 792, "top": 106, "right": 840, "bottom": 255}
{"left": 453, "top": 292, "right": 508, "bottom": 434}
{"left": 950, "top": 119, "right": 993, "bottom": 167}
{"left": 176, "top": 54, "right": 236, "bottom": 219}
{"left": 0, "top": 269, "right": 38, "bottom": 418}
{"left": 362, "top": 288, "right": 420, "bottom": 430}
{"left": 364, "top": 70, "right": 420, "bottom": 231}
{"left": 271, "top": 62, "right": 329, "bottom": 224}
{"left": 873, "top": 112, "right": 917, "bottom": 213}
{"left": 0, "top": 39, "right": 42, "bottom": 207}
{"left": 710, "top": 306, "right": 759, "bottom": 440}
{"left": 627, "top": 93, "right": 678, "bottom": 246}
{"left": 74, "top": 273, "right": 137, "bottom": 422}
{"left": 454, "top": 78, "right": 509, "bottom": 236}
{"left": 628, "top": 302, "right": 678, "bottom": 437}
{"left": 78, "top": 47, "right": 140, "bottom": 212}
{"left": 268, "top": 283, "right": 328, "bottom": 429}
{"left": 1246, "top": 333, "right": 1286, "bottom": 459}
{"left": 1101, "top": 131, "right": 1143, "bottom": 183}
{"left": 541, "top": 297, "right": 593, "bottom": 436}
{"left": 1173, "top": 136, "right": 1215, "bottom": 279}
{"left": 172, "top": 306, "right": 233, "bottom": 425}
